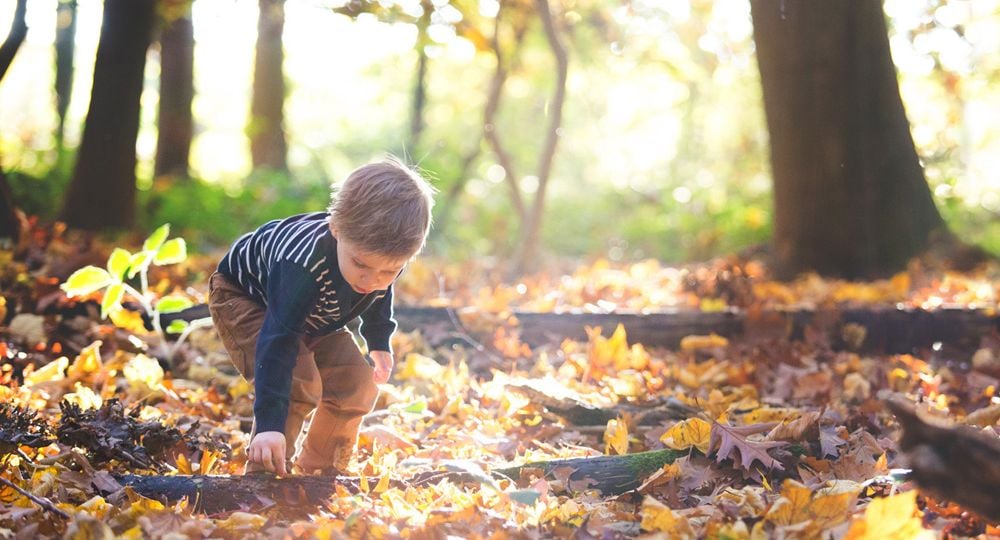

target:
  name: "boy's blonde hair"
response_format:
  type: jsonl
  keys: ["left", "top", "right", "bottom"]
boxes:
{"left": 328, "top": 158, "right": 435, "bottom": 259}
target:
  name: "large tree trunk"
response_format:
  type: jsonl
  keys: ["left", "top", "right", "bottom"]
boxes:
{"left": 750, "top": 0, "right": 944, "bottom": 280}
{"left": 54, "top": 0, "right": 77, "bottom": 148}
{"left": 154, "top": 3, "right": 195, "bottom": 179}
{"left": 0, "top": 0, "right": 28, "bottom": 245}
{"left": 250, "top": 0, "right": 288, "bottom": 172}
{"left": 60, "top": 0, "right": 156, "bottom": 231}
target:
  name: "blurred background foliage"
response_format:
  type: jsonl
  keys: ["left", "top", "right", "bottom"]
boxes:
{"left": 0, "top": 0, "right": 997, "bottom": 264}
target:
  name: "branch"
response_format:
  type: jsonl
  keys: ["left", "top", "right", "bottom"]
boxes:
{"left": 0, "top": 476, "right": 71, "bottom": 519}
{"left": 483, "top": 4, "right": 526, "bottom": 221}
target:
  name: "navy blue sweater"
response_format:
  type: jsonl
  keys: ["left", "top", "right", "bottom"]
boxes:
{"left": 218, "top": 212, "right": 396, "bottom": 433}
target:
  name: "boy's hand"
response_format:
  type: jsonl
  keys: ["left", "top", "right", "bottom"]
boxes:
{"left": 248, "top": 431, "right": 287, "bottom": 475}
{"left": 370, "top": 350, "right": 394, "bottom": 384}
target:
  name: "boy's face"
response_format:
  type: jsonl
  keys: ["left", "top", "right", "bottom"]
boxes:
{"left": 331, "top": 228, "right": 409, "bottom": 294}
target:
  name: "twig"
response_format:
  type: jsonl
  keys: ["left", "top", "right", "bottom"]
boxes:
{"left": 0, "top": 476, "right": 71, "bottom": 519}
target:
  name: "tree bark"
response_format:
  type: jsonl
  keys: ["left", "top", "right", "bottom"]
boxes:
{"left": 250, "top": 0, "right": 288, "bottom": 172}
{"left": 54, "top": 0, "right": 77, "bottom": 148}
{"left": 155, "top": 4, "right": 195, "bottom": 179}
{"left": 750, "top": 0, "right": 945, "bottom": 280}
{"left": 887, "top": 398, "right": 1000, "bottom": 521}
{"left": 61, "top": 0, "right": 156, "bottom": 231}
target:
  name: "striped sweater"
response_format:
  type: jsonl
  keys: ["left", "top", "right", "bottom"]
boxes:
{"left": 217, "top": 212, "right": 397, "bottom": 433}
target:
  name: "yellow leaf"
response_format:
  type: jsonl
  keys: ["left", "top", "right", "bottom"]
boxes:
{"left": 640, "top": 496, "right": 693, "bottom": 537}
{"left": 67, "top": 341, "right": 103, "bottom": 380}
{"left": 395, "top": 353, "right": 445, "bottom": 381}
{"left": 374, "top": 472, "right": 391, "bottom": 494}
{"left": 604, "top": 418, "right": 629, "bottom": 455}
{"left": 845, "top": 490, "right": 934, "bottom": 540}
{"left": 108, "top": 308, "right": 148, "bottom": 334}
{"left": 24, "top": 356, "right": 69, "bottom": 387}
{"left": 228, "top": 378, "right": 252, "bottom": 400}
{"left": 587, "top": 324, "right": 630, "bottom": 370}
{"left": 216, "top": 511, "right": 267, "bottom": 532}
{"left": 742, "top": 407, "right": 799, "bottom": 424}
{"left": 175, "top": 453, "right": 192, "bottom": 475}
{"left": 63, "top": 382, "right": 103, "bottom": 411}
{"left": 680, "top": 333, "right": 729, "bottom": 352}
{"left": 123, "top": 354, "right": 164, "bottom": 393}
{"left": 660, "top": 418, "right": 712, "bottom": 454}
{"left": 766, "top": 479, "right": 860, "bottom": 530}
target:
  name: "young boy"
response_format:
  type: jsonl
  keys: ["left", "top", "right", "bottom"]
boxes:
{"left": 208, "top": 158, "right": 434, "bottom": 475}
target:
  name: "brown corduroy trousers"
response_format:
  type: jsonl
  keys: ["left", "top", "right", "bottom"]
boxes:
{"left": 207, "top": 272, "right": 379, "bottom": 472}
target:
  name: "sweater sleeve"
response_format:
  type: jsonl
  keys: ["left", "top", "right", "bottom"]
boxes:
{"left": 359, "top": 283, "right": 397, "bottom": 354}
{"left": 252, "top": 261, "right": 320, "bottom": 434}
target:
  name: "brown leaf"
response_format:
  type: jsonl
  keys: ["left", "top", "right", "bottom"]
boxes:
{"left": 709, "top": 422, "right": 786, "bottom": 471}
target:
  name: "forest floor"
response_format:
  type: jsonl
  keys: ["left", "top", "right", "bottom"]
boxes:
{"left": 1, "top": 224, "right": 999, "bottom": 538}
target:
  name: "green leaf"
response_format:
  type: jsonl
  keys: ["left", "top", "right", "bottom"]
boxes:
{"left": 101, "top": 283, "right": 125, "bottom": 319}
{"left": 106, "top": 248, "right": 132, "bottom": 282}
{"left": 165, "top": 320, "right": 189, "bottom": 334}
{"left": 508, "top": 489, "right": 541, "bottom": 506}
{"left": 403, "top": 398, "right": 427, "bottom": 414}
{"left": 153, "top": 238, "right": 187, "bottom": 265}
{"left": 143, "top": 224, "right": 171, "bottom": 252}
{"left": 155, "top": 295, "right": 194, "bottom": 314}
{"left": 127, "top": 252, "right": 153, "bottom": 279}
{"left": 61, "top": 266, "right": 113, "bottom": 297}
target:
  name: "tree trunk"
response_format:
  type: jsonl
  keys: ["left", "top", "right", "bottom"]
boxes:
{"left": 408, "top": 0, "right": 431, "bottom": 150}
{"left": 60, "top": 0, "right": 156, "bottom": 231}
{"left": 0, "top": 0, "right": 28, "bottom": 244}
{"left": 54, "top": 0, "right": 77, "bottom": 148}
{"left": 250, "top": 0, "right": 288, "bottom": 172}
{"left": 750, "top": 0, "right": 945, "bottom": 280}
{"left": 512, "top": 0, "right": 567, "bottom": 275}
{"left": 154, "top": 4, "right": 194, "bottom": 179}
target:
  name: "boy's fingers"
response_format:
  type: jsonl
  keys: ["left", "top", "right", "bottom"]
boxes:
{"left": 275, "top": 447, "right": 287, "bottom": 475}
{"left": 260, "top": 447, "right": 274, "bottom": 472}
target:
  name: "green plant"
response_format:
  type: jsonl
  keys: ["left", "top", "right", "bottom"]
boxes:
{"left": 60, "top": 224, "right": 212, "bottom": 360}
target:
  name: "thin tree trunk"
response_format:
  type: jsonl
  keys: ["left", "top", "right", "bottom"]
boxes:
{"left": 61, "top": 0, "right": 156, "bottom": 230}
{"left": 483, "top": 6, "right": 525, "bottom": 222}
{"left": 54, "top": 0, "right": 77, "bottom": 148}
{"left": 155, "top": 4, "right": 195, "bottom": 179}
{"left": 0, "top": 0, "right": 28, "bottom": 244}
{"left": 409, "top": 0, "right": 431, "bottom": 150}
{"left": 250, "top": 0, "right": 288, "bottom": 172}
{"left": 513, "top": 0, "right": 567, "bottom": 275}
{"left": 750, "top": 0, "right": 944, "bottom": 280}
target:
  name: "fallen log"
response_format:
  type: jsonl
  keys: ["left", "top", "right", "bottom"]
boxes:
{"left": 111, "top": 449, "right": 685, "bottom": 512}
{"left": 157, "top": 304, "right": 999, "bottom": 353}
{"left": 886, "top": 398, "right": 1000, "bottom": 522}
{"left": 506, "top": 380, "right": 696, "bottom": 426}
{"left": 112, "top": 472, "right": 361, "bottom": 514}
{"left": 493, "top": 448, "right": 685, "bottom": 495}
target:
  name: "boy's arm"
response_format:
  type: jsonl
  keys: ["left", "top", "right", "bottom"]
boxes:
{"left": 359, "top": 283, "right": 397, "bottom": 354}
{"left": 253, "top": 262, "right": 320, "bottom": 434}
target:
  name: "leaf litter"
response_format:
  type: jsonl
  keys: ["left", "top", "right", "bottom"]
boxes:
{"left": 1, "top": 234, "right": 999, "bottom": 538}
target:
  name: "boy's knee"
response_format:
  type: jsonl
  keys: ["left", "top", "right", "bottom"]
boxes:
{"left": 291, "top": 377, "right": 322, "bottom": 405}
{"left": 323, "top": 374, "right": 378, "bottom": 413}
